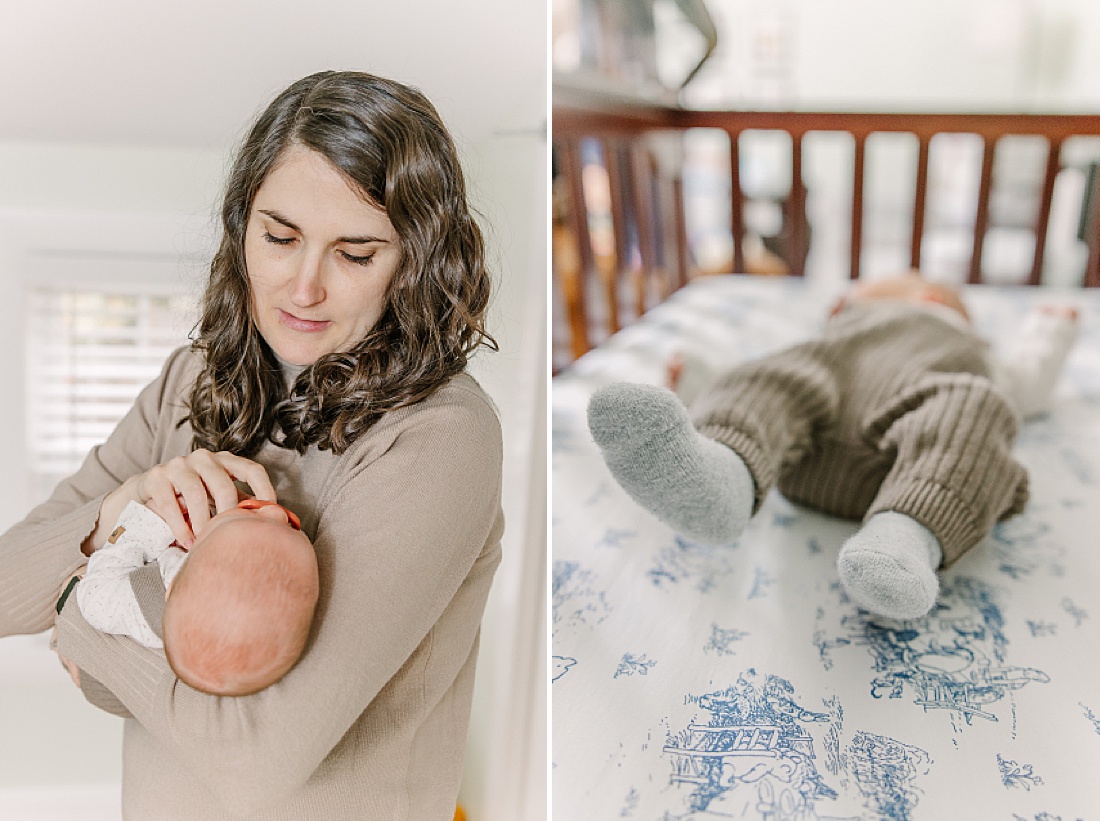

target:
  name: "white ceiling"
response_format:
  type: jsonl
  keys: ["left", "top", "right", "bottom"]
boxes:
{"left": 0, "top": 0, "right": 546, "bottom": 151}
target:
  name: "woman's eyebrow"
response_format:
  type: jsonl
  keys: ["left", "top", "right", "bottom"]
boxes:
{"left": 258, "top": 209, "right": 300, "bottom": 232}
{"left": 337, "top": 234, "right": 391, "bottom": 245}
{"left": 258, "top": 208, "right": 390, "bottom": 244}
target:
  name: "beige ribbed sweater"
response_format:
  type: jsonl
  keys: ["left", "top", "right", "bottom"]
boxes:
{"left": 0, "top": 347, "right": 504, "bottom": 820}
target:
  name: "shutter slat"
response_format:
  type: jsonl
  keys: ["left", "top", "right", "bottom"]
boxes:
{"left": 26, "top": 286, "right": 195, "bottom": 485}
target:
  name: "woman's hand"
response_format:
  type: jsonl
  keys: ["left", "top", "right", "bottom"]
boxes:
{"left": 128, "top": 450, "right": 276, "bottom": 546}
{"left": 82, "top": 450, "right": 277, "bottom": 553}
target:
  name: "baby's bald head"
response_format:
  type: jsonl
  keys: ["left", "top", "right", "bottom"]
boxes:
{"left": 162, "top": 504, "right": 318, "bottom": 696}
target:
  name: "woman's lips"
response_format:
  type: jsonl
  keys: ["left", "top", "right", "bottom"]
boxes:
{"left": 279, "top": 309, "right": 331, "bottom": 332}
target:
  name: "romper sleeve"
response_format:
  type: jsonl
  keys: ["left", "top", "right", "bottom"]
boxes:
{"left": 992, "top": 308, "right": 1079, "bottom": 419}
{"left": 76, "top": 501, "right": 177, "bottom": 648}
{"left": 0, "top": 347, "right": 192, "bottom": 637}
{"left": 55, "top": 383, "right": 504, "bottom": 816}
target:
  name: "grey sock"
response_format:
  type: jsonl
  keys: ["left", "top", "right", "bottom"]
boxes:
{"left": 837, "top": 511, "right": 942, "bottom": 620}
{"left": 587, "top": 382, "right": 755, "bottom": 544}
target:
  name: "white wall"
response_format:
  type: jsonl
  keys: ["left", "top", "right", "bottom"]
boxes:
{"left": 685, "top": 0, "right": 1100, "bottom": 112}
{"left": 461, "top": 113, "right": 548, "bottom": 820}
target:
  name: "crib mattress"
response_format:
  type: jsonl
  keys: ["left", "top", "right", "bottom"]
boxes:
{"left": 552, "top": 275, "right": 1100, "bottom": 821}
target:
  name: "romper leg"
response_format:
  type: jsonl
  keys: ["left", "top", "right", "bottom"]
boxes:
{"left": 692, "top": 345, "right": 841, "bottom": 513}
{"left": 863, "top": 373, "right": 1028, "bottom": 566}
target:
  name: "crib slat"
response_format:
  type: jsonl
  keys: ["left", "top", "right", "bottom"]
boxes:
{"left": 789, "top": 132, "right": 806, "bottom": 277}
{"left": 630, "top": 145, "right": 657, "bottom": 316}
{"left": 911, "top": 136, "right": 930, "bottom": 270}
{"left": 1086, "top": 164, "right": 1100, "bottom": 287}
{"left": 1088, "top": 231, "right": 1100, "bottom": 287}
{"left": 969, "top": 138, "right": 996, "bottom": 285}
{"left": 559, "top": 137, "right": 592, "bottom": 359}
{"left": 1027, "top": 139, "right": 1062, "bottom": 287}
{"left": 656, "top": 168, "right": 678, "bottom": 299}
{"left": 604, "top": 140, "right": 628, "bottom": 333}
{"left": 729, "top": 133, "right": 745, "bottom": 273}
{"left": 850, "top": 135, "right": 865, "bottom": 280}
{"left": 673, "top": 176, "right": 690, "bottom": 289}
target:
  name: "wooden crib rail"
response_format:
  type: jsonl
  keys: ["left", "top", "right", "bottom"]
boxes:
{"left": 552, "top": 87, "right": 1100, "bottom": 370}
{"left": 684, "top": 109, "right": 1100, "bottom": 286}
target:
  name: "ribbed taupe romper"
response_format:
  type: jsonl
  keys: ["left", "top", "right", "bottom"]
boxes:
{"left": 691, "top": 302, "right": 1028, "bottom": 566}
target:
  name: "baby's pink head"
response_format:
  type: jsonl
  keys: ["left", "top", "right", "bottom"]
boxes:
{"left": 833, "top": 273, "right": 970, "bottom": 322}
{"left": 162, "top": 500, "right": 318, "bottom": 696}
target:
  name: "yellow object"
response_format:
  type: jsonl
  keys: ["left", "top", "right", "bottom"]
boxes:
{"left": 454, "top": 806, "right": 467, "bottom": 821}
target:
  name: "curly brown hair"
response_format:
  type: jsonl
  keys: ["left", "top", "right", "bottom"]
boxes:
{"left": 187, "top": 71, "right": 495, "bottom": 456}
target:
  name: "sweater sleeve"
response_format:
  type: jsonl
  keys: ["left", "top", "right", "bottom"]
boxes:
{"left": 56, "top": 384, "right": 504, "bottom": 816}
{"left": 0, "top": 347, "right": 191, "bottom": 637}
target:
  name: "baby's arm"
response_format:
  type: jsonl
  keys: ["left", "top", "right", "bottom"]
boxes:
{"left": 75, "top": 501, "right": 177, "bottom": 648}
{"left": 994, "top": 305, "right": 1080, "bottom": 419}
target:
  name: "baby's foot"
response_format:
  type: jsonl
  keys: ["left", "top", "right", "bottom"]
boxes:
{"left": 587, "top": 382, "right": 754, "bottom": 544}
{"left": 837, "top": 511, "right": 942, "bottom": 620}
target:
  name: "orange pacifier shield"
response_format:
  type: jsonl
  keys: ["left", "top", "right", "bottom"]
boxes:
{"left": 236, "top": 498, "right": 302, "bottom": 531}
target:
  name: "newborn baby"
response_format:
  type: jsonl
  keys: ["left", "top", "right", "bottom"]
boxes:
{"left": 73, "top": 497, "right": 318, "bottom": 696}
{"left": 588, "top": 273, "right": 1078, "bottom": 620}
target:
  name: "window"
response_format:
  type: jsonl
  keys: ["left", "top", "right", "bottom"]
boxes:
{"left": 25, "top": 286, "right": 196, "bottom": 504}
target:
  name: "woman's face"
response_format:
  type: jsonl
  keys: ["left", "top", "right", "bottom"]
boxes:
{"left": 244, "top": 145, "right": 401, "bottom": 366}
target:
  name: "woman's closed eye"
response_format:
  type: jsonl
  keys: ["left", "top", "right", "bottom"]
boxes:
{"left": 263, "top": 231, "right": 374, "bottom": 267}
{"left": 263, "top": 231, "right": 296, "bottom": 246}
{"left": 340, "top": 250, "right": 375, "bottom": 267}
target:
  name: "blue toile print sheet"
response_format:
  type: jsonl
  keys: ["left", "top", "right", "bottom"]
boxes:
{"left": 552, "top": 275, "right": 1100, "bottom": 821}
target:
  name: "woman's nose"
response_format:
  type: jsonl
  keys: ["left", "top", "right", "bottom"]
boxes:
{"left": 289, "top": 253, "right": 326, "bottom": 307}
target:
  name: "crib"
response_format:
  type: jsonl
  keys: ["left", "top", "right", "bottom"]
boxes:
{"left": 551, "top": 86, "right": 1100, "bottom": 819}
{"left": 553, "top": 85, "right": 1100, "bottom": 368}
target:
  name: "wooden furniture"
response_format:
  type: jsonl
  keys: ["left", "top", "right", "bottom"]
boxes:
{"left": 552, "top": 85, "right": 1100, "bottom": 371}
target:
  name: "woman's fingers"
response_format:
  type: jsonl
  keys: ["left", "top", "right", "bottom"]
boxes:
{"left": 129, "top": 450, "right": 276, "bottom": 545}
{"left": 211, "top": 451, "right": 278, "bottom": 505}
{"left": 140, "top": 462, "right": 200, "bottom": 546}
{"left": 183, "top": 450, "right": 239, "bottom": 527}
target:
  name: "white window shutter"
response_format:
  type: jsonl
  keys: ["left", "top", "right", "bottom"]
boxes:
{"left": 25, "top": 287, "right": 196, "bottom": 503}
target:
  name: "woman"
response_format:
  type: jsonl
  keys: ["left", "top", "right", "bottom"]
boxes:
{"left": 0, "top": 71, "right": 503, "bottom": 819}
